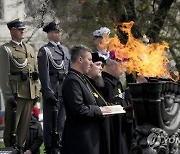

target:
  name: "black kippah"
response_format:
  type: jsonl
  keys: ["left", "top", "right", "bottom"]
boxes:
{"left": 92, "top": 52, "right": 106, "bottom": 64}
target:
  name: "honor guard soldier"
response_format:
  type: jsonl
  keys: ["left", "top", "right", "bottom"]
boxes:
{"left": 93, "top": 27, "right": 111, "bottom": 62}
{"left": 0, "top": 19, "right": 40, "bottom": 152}
{"left": 38, "top": 22, "right": 71, "bottom": 153}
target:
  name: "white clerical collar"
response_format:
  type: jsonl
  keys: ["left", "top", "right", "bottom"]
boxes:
{"left": 12, "top": 40, "right": 22, "bottom": 46}
{"left": 97, "top": 51, "right": 110, "bottom": 60}
{"left": 50, "top": 41, "right": 61, "bottom": 47}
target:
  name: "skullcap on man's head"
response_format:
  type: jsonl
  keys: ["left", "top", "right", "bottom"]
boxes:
{"left": 92, "top": 52, "right": 106, "bottom": 64}
{"left": 93, "top": 27, "right": 111, "bottom": 37}
{"left": 43, "top": 22, "right": 62, "bottom": 33}
{"left": 7, "top": 19, "right": 25, "bottom": 30}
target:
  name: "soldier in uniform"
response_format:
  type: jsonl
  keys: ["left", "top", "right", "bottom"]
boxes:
{"left": 92, "top": 27, "right": 111, "bottom": 62}
{"left": 38, "top": 22, "right": 71, "bottom": 153}
{"left": 0, "top": 19, "right": 39, "bottom": 151}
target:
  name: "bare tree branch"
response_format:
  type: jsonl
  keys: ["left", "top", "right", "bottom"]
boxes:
{"left": 146, "top": 0, "right": 175, "bottom": 42}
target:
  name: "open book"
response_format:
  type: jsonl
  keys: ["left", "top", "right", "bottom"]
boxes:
{"left": 102, "top": 105, "right": 126, "bottom": 115}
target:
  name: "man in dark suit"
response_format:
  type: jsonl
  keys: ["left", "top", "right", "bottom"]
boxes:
{"left": 0, "top": 19, "right": 39, "bottom": 151}
{"left": 61, "top": 45, "right": 111, "bottom": 154}
{"left": 38, "top": 22, "right": 71, "bottom": 153}
{"left": 24, "top": 105, "right": 43, "bottom": 154}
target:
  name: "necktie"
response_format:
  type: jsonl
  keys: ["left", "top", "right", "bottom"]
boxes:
{"left": 19, "top": 43, "right": 27, "bottom": 57}
{"left": 19, "top": 43, "right": 25, "bottom": 50}
{"left": 57, "top": 45, "right": 65, "bottom": 60}
{"left": 19, "top": 43, "right": 23, "bottom": 48}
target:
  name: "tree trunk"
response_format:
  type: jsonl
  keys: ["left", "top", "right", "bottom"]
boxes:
{"left": 146, "top": 0, "right": 175, "bottom": 42}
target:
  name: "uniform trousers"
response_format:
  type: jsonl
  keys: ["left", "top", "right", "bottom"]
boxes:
{"left": 43, "top": 96, "right": 65, "bottom": 147}
{"left": 4, "top": 98, "right": 33, "bottom": 147}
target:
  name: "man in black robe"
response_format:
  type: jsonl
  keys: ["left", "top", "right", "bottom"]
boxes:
{"left": 61, "top": 45, "right": 111, "bottom": 154}
{"left": 100, "top": 58, "right": 133, "bottom": 154}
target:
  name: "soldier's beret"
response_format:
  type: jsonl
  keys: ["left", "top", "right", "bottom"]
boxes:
{"left": 93, "top": 27, "right": 110, "bottom": 38}
{"left": 92, "top": 52, "right": 106, "bottom": 64}
{"left": 43, "top": 22, "right": 62, "bottom": 33}
{"left": 7, "top": 19, "right": 25, "bottom": 30}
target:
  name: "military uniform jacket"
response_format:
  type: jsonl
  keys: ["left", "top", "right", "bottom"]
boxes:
{"left": 0, "top": 41, "right": 39, "bottom": 101}
{"left": 38, "top": 42, "right": 70, "bottom": 100}
{"left": 61, "top": 69, "right": 102, "bottom": 154}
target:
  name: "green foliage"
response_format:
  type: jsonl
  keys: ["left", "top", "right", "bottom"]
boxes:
{"left": 81, "top": 1, "right": 96, "bottom": 20}
{"left": 25, "top": 0, "right": 179, "bottom": 70}
{"left": 40, "top": 143, "right": 45, "bottom": 154}
{"left": 0, "top": 142, "right": 44, "bottom": 153}
{"left": 0, "top": 142, "right": 5, "bottom": 148}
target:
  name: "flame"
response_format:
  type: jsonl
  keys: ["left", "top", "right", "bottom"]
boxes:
{"left": 108, "top": 35, "right": 128, "bottom": 61}
{"left": 100, "top": 21, "right": 178, "bottom": 80}
{"left": 119, "top": 21, "right": 169, "bottom": 78}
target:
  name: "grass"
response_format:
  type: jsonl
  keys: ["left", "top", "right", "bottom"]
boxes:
{"left": 0, "top": 142, "right": 4, "bottom": 148}
{"left": 0, "top": 142, "right": 45, "bottom": 154}
{"left": 40, "top": 144, "right": 45, "bottom": 154}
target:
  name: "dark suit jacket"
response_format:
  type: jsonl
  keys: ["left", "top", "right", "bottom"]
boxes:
{"left": 24, "top": 116, "right": 43, "bottom": 154}
{"left": 61, "top": 69, "right": 102, "bottom": 154}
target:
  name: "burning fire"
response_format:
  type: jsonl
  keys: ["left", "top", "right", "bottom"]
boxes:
{"left": 102, "top": 21, "right": 178, "bottom": 81}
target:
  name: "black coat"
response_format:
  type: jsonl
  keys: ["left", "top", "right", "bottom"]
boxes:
{"left": 24, "top": 116, "right": 43, "bottom": 154}
{"left": 99, "top": 72, "right": 131, "bottom": 154}
{"left": 101, "top": 72, "right": 124, "bottom": 101}
{"left": 84, "top": 76, "right": 113, "bottom": 154}
{"left": 61, "top": 69, "right": 102, "bottom": 154}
